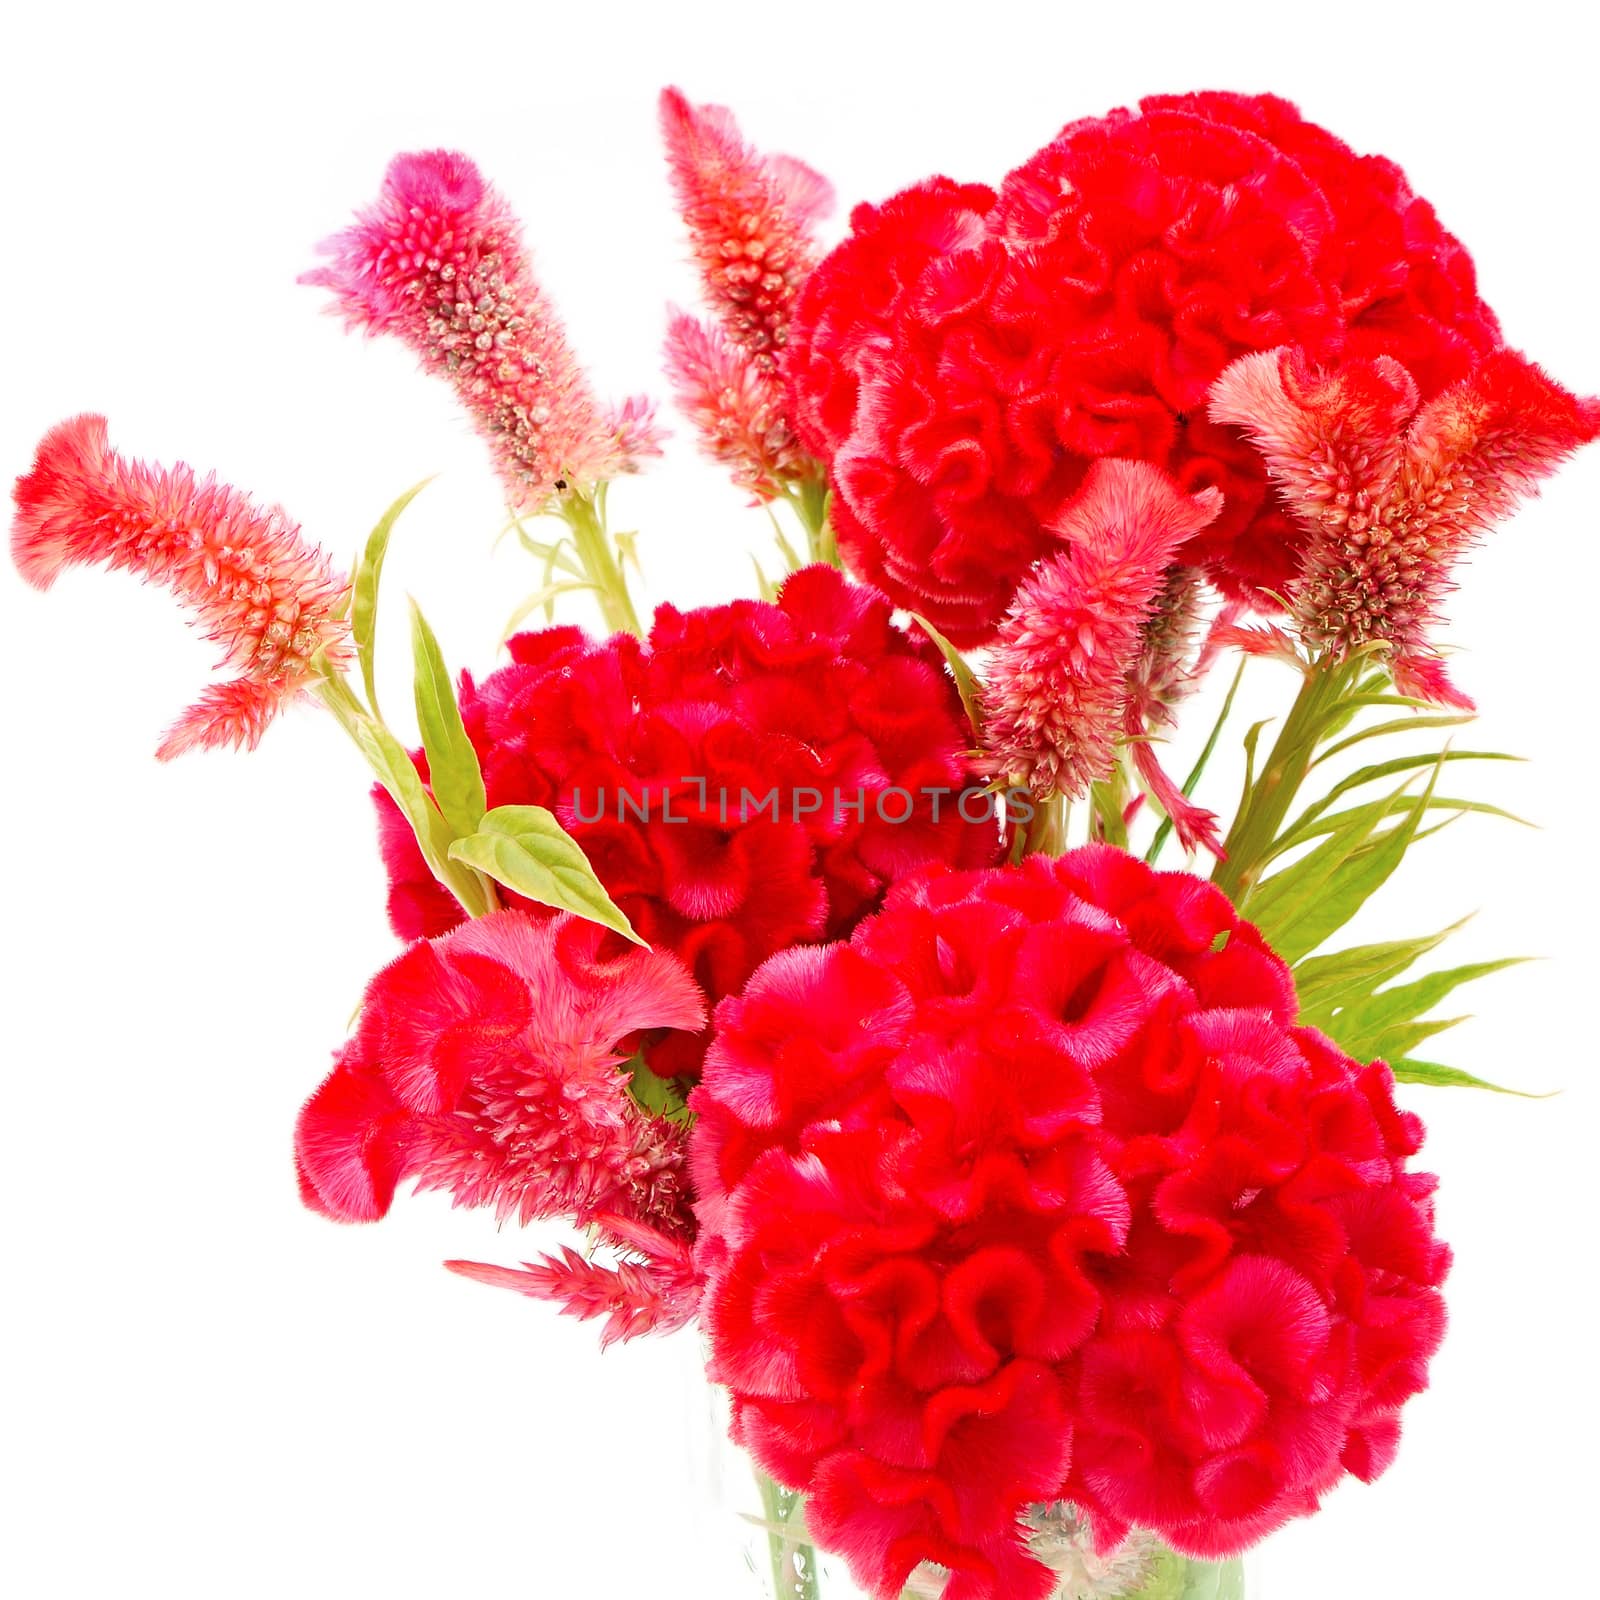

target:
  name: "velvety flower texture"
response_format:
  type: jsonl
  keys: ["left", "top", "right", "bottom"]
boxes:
{"left": 304, "top": 150, "right": 660, "bottom": 509}
{"left": 981, "top": 460, "right": 1224, "bottom": 855}
{"left": 1211, "top": 345, "right": 1600, "bottom": 706}
{"left": 297, "top": 911, "right": 702, "bottom": 1232}
{"left": 693, "top": 849, "right": 1449, "bottom": 1600}
{"left": 786, "top": 91, "right": 1501, "bottom": 644}
{"left": 379, "top": 566, "right": 998, "bottom": 1077}
{"left": 659, "top": 88, "right": 832, "bottom": 499}
{"left": 11, "top": 414, "right": 350, "bottom": 757}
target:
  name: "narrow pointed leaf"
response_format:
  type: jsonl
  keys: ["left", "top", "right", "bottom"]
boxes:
{"left": 448, "top": 804, "right": 643, "bottom": 944}
{"left": 1284, "top": 749, "right": 1523, "bottom": 839}
{"left": 352, "top": 478, "right": 433, "bottom": 715}
{"left": 1390, "top": 1058, "right": 1547, "bottom": 1097}
{"left": 1334, "top": 958, "right": 1529, "bottom": 1059}
{"left": 1294, "top": 918, "right": 1472, "bottom": 1022}
{"left": 1272, "top": 794, "right": 1530, "bottom": 858}
{"left": 409, "top": 599, "right": 487, "bottom": 838}
{"left": 910, "top": 613, "right": 984, "bottom": 738}
{"left": 1312, "top": 713, "right": 1476, "bottom": 768}
{"left": 1148, "top": 658, "right": 1246, "bottom": 864}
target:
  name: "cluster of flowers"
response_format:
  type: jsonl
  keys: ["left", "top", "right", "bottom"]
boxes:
{"left": 11, "top": 84, "right": 1597, "bottom": 1600}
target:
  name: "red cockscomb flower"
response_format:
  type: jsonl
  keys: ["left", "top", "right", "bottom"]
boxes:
{"left": 1211, "top": 345, "right": 1600, "bottom": 705}
{"left": 693, "top": 848, "right": 1449, "bottom": 1599}
{"left": 303, "top": 149, "right": 660, "bottom": 509}
{"left": 378, "top": 566, "right": 998, "bottom": 1076}
{"left": 297, "top": 911, "right": 706, "bottom": 1335}
{"left": 786, "top": 92, "right": 1501, "bottom": 644}
{"left": 11, "top": 414, "right": 350, "bottom": 757}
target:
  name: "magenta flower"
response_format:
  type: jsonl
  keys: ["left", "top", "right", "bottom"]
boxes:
{"left": 1211, "top": 346, "right": 1600, "bottom": 705}
{"left": 303, "top": 150, "right": 661, "bottom": 509}
{"left": 983, "top": 460, "right": 1225, "bottom": 852}
{"left": 11, "top": 414, "right": 350, "bottom": 758}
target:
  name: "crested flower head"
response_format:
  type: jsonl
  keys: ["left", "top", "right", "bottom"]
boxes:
{"left": 786, "top": 92, "right": 1501, "bottom": 644}
{"left": 1211, "top": 346, "right": 1600, "bottom": 705}
{"left": 983, "top": 460, "right": 1224, "bottom": 854}
{"left": 659, "top": 86, "right": 834, "bottom": 365}
{"left": 303, "top": 149, "right": 660, "bottom": 509}
{"left": 296, "top": 911, "right": 704, "bottom": 1232}
{"left": 693, "top": 848, "right": 1450, "bottom": 1599}
{"left": 374, "top": 565, "right": 999, "bottom": 1077}
{"left": 11, "top": 414, "right": 350, "bottom": 758}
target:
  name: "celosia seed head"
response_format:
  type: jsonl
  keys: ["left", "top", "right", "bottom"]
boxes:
{"left": 693, "top": 848, "right": 1450, "bottom": 1599}
{"left": 10, "top": 414, "right": 350, "bottom": 757}
{"left": 303, "top": 149, "right": 660, "bottom": 509}
{"left": 982, "top": 460, "right": 1221, "bottom": 803}
{"left": 1210, "top": 345, "right": 1600, "bottom": 704}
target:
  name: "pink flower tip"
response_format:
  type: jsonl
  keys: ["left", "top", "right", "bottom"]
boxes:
{"left": 12, "top": 415, "right": 350, "bottom": 758}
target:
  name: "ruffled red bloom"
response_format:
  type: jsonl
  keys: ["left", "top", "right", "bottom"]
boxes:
{"left": 379, "top": 566, "right": 998, "bottom": 1076}
{"left": 786, "top": 92, "right": 1501, "bottom": 644}
{"left": 297, "top": 911, "right": 703, "bottom": 1230}
{"left": 693, "top": 848, "right": 1449, "bottom": 1599}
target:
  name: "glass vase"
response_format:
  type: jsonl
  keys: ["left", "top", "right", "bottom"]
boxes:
{"left": 702, "top": 1384, "right": 1245, "bottom": 1600}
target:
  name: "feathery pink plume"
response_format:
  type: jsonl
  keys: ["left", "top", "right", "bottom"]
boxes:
{"left": 303, "top": 150, "right": 660, "bottom": 510}
{"left": 983, "top": 460, "right": 1224, "bottom": 854}
{"left": 11, "top": 414, "right": 350, "bottom": 758}
{"left": 659, "top": 87, "right": 834, "bottom": 367}
{"left": 1211, "top": 346, "right": 1600, "bottom": 705}
{"left": 663, "top": 309, "right": 810, "bottom": 500}
{"left": 447, "top": 1215, "right": 701, "bottom": 1347}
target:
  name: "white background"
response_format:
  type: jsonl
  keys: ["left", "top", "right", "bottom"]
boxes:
{"left": 3, "top": 3, "right": 1598, "bottom": 1595}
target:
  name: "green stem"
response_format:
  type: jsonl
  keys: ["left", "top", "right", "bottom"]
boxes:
{"left": 789, "top": 476, "right": 837, "bottom": 568}
{"left": 561, "top": 489, "right": 642, "bottom": 637}
{"left": 1021, "top": 790, "right": 1070, "bottom": 859}
{"left": 1210, "top": 655, "right": 1356, "bottom": 905}
{"left": 754, "top": 1467, "right": 820, "bottom": 1600}
{"left": 1146, "top": 658, "right": 1247, "bottom": 866}
{"left": 1089, "top": 758, "right": 1132, "bottom": 849}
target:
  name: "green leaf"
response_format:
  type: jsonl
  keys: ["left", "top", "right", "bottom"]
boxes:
{"left": 351, "top": 478, "right": 433, "bottom": 716}
{"left": 1271, "top": 793, "right": 1530, "bottom": 858}
{"left": 1391, "top": 1058, "right": 1548, "bottom": 1096}
{"left": 448, "top": 804, "right": 643, "bottom": 944}
{"left": 1311, "top": 712, "right": 1476, "bottom": 768}
{"left": 1294, "top": 918, "right": 1472, "bottom": 1023}
{"left": 1282, "top": 749, "right": 1524, "bottom": 840}
{"left": 1334, "top": 957, "right": 1529, "bottom": 1061}
{"left": 625, "top": 1052, "right": 691, "bottom": 1121}
{"left": 501, "top": 580, "right": 599, "bottom": 643}
{"left": 1241, "top": 781, "right": 1411, "bottom": 958}
{"left": 408, "top": 599, "right": 487, "bottom": 838}
{"left": 910, "top": 613, "right": 985, "bottom": 739}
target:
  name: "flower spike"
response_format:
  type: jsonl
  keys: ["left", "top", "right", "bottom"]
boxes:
{"left": 1211, "top": 346, "right": 1600, "bottom": 705}
{"left": 303, "top": 150, "right": 661, "bottom": 511}
{"left": 982, "top": 460, "right": 1224, "bottom": 852}
{"left": 10, "top": 414, "right": 350, "bottom": 758}
{"left": 658, "top": 87, "right": 834, "bottom": 364}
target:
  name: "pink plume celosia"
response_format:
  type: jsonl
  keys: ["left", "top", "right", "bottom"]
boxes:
{"left": 1211, "top": 346, "right": 1600, "bottom": 706}
{"left": 10, "top": 414, "right": 350, "bottom": 758}
{"left": 658, "top": 87, "right": 834, "bottom": 365}
{"left": 447, "top": 1214, "right": 701, "bottom": 1347}
{"left": 302, "top": 150, "right": 661, "bottom": 510}
{"left": 983, "top": 460, "right": 1225, "bottom": 854}
{"left": 295, "top": 912, "right": 705, "bottom": 1235}
{"left": 663, "top": 309, "right": 810, "bottom": 500}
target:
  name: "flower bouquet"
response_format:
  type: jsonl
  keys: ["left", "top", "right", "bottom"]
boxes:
{"left": 11, "top": 86, "right": 1596, "bottom": 1600}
